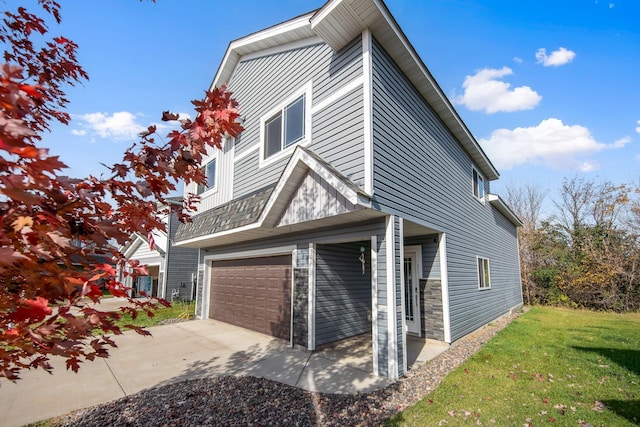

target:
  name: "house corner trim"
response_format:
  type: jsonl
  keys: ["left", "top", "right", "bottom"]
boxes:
{"left": 362, "top": 28, "right": 374, "bottom": 195}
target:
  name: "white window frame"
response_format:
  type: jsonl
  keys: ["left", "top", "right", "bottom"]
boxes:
{"left": 197, "top": 156, "right": 218, "bottom": 196}
{"left": 259, "top": 82, "right": 312, "bottom": 168}
{"left": 472, "top": 167, "right": 485, "bottom": 202}
{"left": 477, "top": 256, "right": 491, "bottom": 290}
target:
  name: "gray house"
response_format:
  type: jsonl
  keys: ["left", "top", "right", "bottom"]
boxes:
{"left": 121, "top": 206, "right": 198, "bottom": 301}
{"left": 175, "top": 0, "right": 523, "bottom": 380}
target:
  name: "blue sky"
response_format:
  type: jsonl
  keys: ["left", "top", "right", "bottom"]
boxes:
{"left": 40, "top": 0, "right": 640, "bottom": 204}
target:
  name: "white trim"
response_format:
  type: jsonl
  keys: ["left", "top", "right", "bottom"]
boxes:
{"left": 234, "top": 144, "right": 259, "bottom": 162}
{"left": 310, "top": 0, "right": 341, "bottom": 28}
{"left": 161, "top": 240, "right": 169, "bottom": 299}
{"left": 175, "top": 221, "right": 262, "bottom": 247}
{"left": 398, "top": 217, "right": 406, "bottom": 376}
{"left": 290, "top": 251, "right": 295, "bottom": 347}
{"left": 472, "top": 166, "right": 485, "bottom": 204}
{"left": 228, "top": 138, "right": 235, "bottom": 201}
{"left": 370, "top": 234, "right": 379, "bottom": 376}
{"left": 362, "top": 29, "right": 374, "bottom": 195}
{"left": 439, "top": 233, "right": 452, "bottom": 343}
{"left": 308, "top": 243, "right": 316, "bottom": 350}
{"left": 122, "top": 235, "right": 143, "bottom": 258}
{"left": 241, "top": 36, "right": 324, "bottom": 62}
{"left": 212, "top": 13, "right": 314, "bottom": 88}
{"left": 176, "top": 146, "right": 372, "bottom": 249}
{"left": 370, "top": 0, "right": 499, "bottom": 180}
{"left": 201, "top": 256, "right": 212, "bottom": 319}
{"left": 515, "top": 230, "right": 524, "bottom": 305}
{"left": 259, "top": 82, "right": 313, "bottom": 169}
{"left": 403, "top": 244, "right": 422, "bottom": 337}
{"left": 476, "top": 256, "right": 492, "bottom": 290}
{"left": 260, "top": 147, "right": 369, "bottom": 224}
{"left": 209, "top": 245, "right": 296, "bottom": 261}
{"left": 310, "top": 76, "right": 363, "bottom": 114}
{"left": 385, "top": 215, "right": 398, "bottom": 379}
{"left": 196, "top": 156, "right": 219, "bottom": 197}
{"left": 194, "top": 249, "right": 202, "bottom": 317}
{"left": 487, "top": 193, "right": 523, "bottom": 227}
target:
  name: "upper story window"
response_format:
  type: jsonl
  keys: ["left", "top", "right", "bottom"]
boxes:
{"left": 477, "top": 257, "right": 491, "bottom": 289}
{"left": 197, "top": 158, "right": 217, "bottom": 195}
{"left": 472, "top": 168, "right": 484, "bottom": 201}
{"left": 264, "top": 95, "right": 305, "bottom": 159}
{"left": 260, "top": 83, "right": 312, "bottom": 166}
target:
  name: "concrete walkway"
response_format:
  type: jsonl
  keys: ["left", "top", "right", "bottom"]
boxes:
{"left": 0, "top": 318, "right": 448, "bottom": 427}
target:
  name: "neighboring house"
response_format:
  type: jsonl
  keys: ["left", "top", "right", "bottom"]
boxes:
{"left": 121, "top": 203, "right": 198, "bottom": 301}
{"left": 175, "top": 0, "right": 523, "bottom": 380}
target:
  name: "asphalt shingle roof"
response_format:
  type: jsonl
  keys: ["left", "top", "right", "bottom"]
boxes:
{"left": 175, "top": 184, "right": 275, "bottom": 242}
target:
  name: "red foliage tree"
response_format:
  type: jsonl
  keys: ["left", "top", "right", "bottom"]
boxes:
{"left": 0, "top": 1, "right": 242, "bottom": 381}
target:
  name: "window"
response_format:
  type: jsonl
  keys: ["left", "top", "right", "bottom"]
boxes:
{"left": 477, "top": 257, "right": 491, "bottom": 289}
{"left": 264, "top": 94, "right": 305, "bottom": 159}
{"left": 197, "top": 158, "right": 216, "bottom": 195}
{"left": 473, "top": 168, "right": 484, "bottom": 200}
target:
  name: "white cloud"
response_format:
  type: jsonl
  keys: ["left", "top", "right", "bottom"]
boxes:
{"left": 609, "top": 3, "right": 615, "bottom": 8}
{"left": 613, "top": 136, "right": 631, "bottom": 148}
{"left": 535, "top": 47, "right": 576, "bottom": 67}
{"left": 479, "top": 118, "right": 629, "bottom": 171}
{"left": 513, "top": 57, "right": 523, "bottom": 64}
{"left": 636, "top": 119, "right": 640, "bottom": 133}
{"left": 454, "top": 67, "right": 542, "bottom": 114}
{"left": 578, "top": 161, "right": 599, "bottom": 172}
{"left": 73, "top": 111, "right": 146, "bottom": 140}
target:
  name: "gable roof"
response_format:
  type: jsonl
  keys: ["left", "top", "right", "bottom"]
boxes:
{"left": 120, "top": 232, "right": 166, "bottom": 259}
{"left": 211, "top": 0, "right": 499, "bottom": 181}
{"left": 175, "top": 146, "right": 376, "bottom": 248}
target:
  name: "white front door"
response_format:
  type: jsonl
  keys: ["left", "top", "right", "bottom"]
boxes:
{"left": 403, "top": 251, "right": 421, "bottom": 335}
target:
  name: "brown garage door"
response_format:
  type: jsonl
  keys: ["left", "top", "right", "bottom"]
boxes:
{"left": 210, "top": 255, "right": 291, "bottom": 340}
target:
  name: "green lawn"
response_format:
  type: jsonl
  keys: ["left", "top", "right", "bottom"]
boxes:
{"left": 113, "top": 301, "right": 195, "bottom": 329}
{"left": 389, "top": 307, "right": 640, "bottom": 426}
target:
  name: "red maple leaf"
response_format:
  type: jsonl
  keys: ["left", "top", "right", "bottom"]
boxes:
{"left": 9, "top": 297, "right": 52, "bottom": 322}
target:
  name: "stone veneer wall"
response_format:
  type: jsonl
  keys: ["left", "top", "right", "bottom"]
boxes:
{"left": 420, "top": 279, "right": 445, "bottom": 341}
{"left": 293, "top": 268, "right": 308, "bottom": 347}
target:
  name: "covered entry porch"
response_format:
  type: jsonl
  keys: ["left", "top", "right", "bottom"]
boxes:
{"left": 302, "top": 216, "right": 449, "bottom": 379}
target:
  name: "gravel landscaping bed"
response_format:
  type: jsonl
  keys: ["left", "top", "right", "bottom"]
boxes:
{"left": 54, "top": 309, "right": 524, "bottom": 426}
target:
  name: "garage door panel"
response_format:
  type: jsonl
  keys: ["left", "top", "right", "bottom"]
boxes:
{"left": 210, "top": 255, "right": 291, "bottom": 340}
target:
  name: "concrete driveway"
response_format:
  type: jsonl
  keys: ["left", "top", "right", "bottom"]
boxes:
{"left": 0, "top": 319, "right": 396, "bottom": 427}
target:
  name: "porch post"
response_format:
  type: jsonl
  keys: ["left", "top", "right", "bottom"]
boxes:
{"left": 383, "top": 215, "right": 406, "bottom": 379}
{"left": 307, "top": 243, "right": 316, "bottom": 350}
{"left": 371, "top": 235, "right": 379, "bottom": 375}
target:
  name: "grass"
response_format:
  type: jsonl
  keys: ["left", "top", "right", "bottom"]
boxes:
{"left": 389, "top": 306, "right": 640, "bottom": 426}
{"left": 113, "top": 300, "right": 195, "bottom": 329}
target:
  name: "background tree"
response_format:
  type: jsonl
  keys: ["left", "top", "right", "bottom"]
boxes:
{"left": 0, "top": 1, "right": 242, "bottom": 381}
{"left": 503, "top": 182, "right": 546, "bottom": 304}
{"left": 508, "top": 176, "right": 640, "bottom": 311}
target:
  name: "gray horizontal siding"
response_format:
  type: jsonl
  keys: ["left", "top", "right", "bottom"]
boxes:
{"left": 394, "top": 218, "right": 404, "bottom": 377}
{"left": 310, "top": 86, "right": 365, "bottom": 187}
{"left": 405, "top": 234, "right": 440, "bottom": 280}
{"left": 315, "top": 241, "right": 372, "bottom": 346}
{"left": 230, "top": 37, "right": 364, "bottom": 198}
{"left": 371, "top": 38, "right": 521, "bottom": 342}
{"left": 165, "top": 213, "right": 199, "bottom": 301}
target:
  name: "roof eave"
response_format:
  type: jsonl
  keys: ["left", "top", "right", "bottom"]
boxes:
{"left": 211, "top": 12, "right": 316, "bottom": 89}
{"left": 487, "top": 194, "right": 523, "bottom": 227}
{"left": 312, "top": 0, "right": 499, "bottom": 180}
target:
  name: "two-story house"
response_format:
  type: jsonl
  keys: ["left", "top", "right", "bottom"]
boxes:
{"left": 121, "top": 200, "right": 198, "bottom": 301}
{"left": 175, "top": 0, "right": 523, "bottom": 380}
